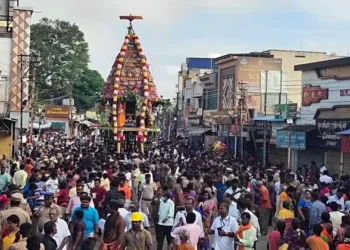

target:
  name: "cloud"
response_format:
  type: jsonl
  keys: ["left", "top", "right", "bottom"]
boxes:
{"left": 163, "top": 65, "right": 180, "bottom": 75}
{"left": 208, "top": 53, "right": 222, "bottom": 58}
{"left": 293, "top": 0, "right": 350, "bottom": 22}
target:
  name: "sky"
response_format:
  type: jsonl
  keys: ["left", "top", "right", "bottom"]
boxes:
{"left": 21, "top": 0, "right": 350, "bottom": 98}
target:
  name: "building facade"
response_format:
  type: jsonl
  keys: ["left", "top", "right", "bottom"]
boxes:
{"left": 0, "top": 0, "right": 33, "bottom": 156}
{"left": 292, "top": 57, "right": 350, "bottom": 173}
{"left": 263, "top": 50, "right": 335, "bottom": 107}
{"left": 177, "top": 58, "right": 216, "bottom": 136}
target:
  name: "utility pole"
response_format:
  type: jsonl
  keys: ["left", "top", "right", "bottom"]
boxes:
{"left": 69, "top": 85, "right": 74, "bottom": 138}
{"left": 263, "top": 71, "right": 268, "bottom": 167}
{"left": 173, "top": 91, "right": 180, "bottom": 139}
{"left": 279, "top": 70, "right": 283, "bottom": 104}
{"left": 29, "top": 65, "right": 37, "bottom": 142}
{"left": 18, "top": 54, "right": 39, "bottom": 152}
{"left": 238, "top": 82, "right": 247, "bottom": 162}
{"left": 19, "top": 54, "right": 24, "bottom": 154}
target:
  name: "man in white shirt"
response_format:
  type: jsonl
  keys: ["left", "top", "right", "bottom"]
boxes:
{"left": 157, "top": 192, "right": 175, "bottom": 250}
{"left": 45, "top": 172, "right": 59, "bottom": 194}
{"left": 225, "top": 179, "right": 242, "bottom": 201}
{"left": 224, "top": 193, "right": 239, "bottom": 220}
{"left": 131, "top": 165, "right": 141, "bottom": 202}
{"left": 328, "top": 188, "right": 345, "bottom": 211}
{"left": 116, "top": 199, "right": 129, "bottom": 219}
{"left": 320, "top": 165, "right": 327, "bottom": 174}
{"left": 47, "top": 207, "right": 71, "bottom": 250}
{"left": 237, "top": 198, "right": 260, "bottom": 236}
{"left": 319, "top": 170, "right": 333, "bottom": 184}
{"left": 209, "top": 203, "right": 238, "bottom": 250}
{"left": 329, "top": 201, "right": 344, "bottom": 236}
{"left": 172, "top": 197, "right": 204, "bottom": 238}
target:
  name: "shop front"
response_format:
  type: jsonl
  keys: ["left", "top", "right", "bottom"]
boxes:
{"left": 276, "top": 126, "right": 308, "bottom": 170}
{"left": 313, "top": 106, "right": 350, "bottom": 174}
{"left": 340, "top": 135, "right": 350, "bottom": 171}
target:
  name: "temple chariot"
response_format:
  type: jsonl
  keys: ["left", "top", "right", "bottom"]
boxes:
{"left": 101, "top": 15, "right": 161, "bottom": 153}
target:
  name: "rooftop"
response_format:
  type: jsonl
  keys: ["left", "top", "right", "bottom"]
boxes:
{"left": 264, "top": 49, "right": 327, "bottom": 54}
{"left": 295, "top": 57, "right": 350, "bottom": 71}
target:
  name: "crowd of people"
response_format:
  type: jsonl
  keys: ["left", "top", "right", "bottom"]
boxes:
{"left": 0, "top": 135, "right": 350, "bottom": 250}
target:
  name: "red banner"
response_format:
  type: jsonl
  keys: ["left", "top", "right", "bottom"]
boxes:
{"left": 302, "top": 84, "right": 328, "bottom": 106}
{"left": 341, "top": 136, "right": 350, "bottom": 153}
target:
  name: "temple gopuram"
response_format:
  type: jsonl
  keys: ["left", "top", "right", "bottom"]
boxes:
{"left": 102, "top": 15, "right": 161, "bottom": 153}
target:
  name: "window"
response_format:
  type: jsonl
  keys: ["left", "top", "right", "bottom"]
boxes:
{"left": 198, "top": 98, "right": 203, "bottom": 109}
{"left": 204, "top": 89, "right": 218, "bottom": 110}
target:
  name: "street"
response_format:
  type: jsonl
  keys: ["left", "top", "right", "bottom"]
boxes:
{"left": 149, "top": 228, "right": 268, "bottom": 250}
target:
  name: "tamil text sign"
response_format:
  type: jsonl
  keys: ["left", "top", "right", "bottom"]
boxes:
{"left": 200, "top": 73, "right": 217, "bottom": 90}
{"left": 45, "top": 105, "right": 69, "bottom": 119}
{"left": 276, "top": 130, "right": 306, "bottom": 150}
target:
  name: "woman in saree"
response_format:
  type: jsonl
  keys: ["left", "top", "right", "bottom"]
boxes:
{"left": 297, "top": 190, "right": 312, "bottom": 237}
{"left": 320, "top": 212, "right": 334, "bottom": 249}
{"left": 199, "top": 190, "right": 217, "bottom": 250}
{"left": 99, "top": 199, "right": 125, "bottom": 250}
{"left": 279, "top": 218, "right": 306, "bottom": 250}
{"left": 306, "top": 224, "right": 329, "bottom": 250}
{"left": 174, "top": 230, "right": 194, "bottom": 250}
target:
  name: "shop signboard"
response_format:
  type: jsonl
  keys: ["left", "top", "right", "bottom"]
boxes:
{"left": 276, "top": 131, "right": 306, "bottom": 150}
{"left": 45, "top": 105, "right": 69, "bottom": 119}
{"left": 51, "top": 122, "right": 66, "bottom": 131}
{"left": 341, "top": 136, "right": 350, "bottom": 153}
{"left": 316, "top": 119, "right": 350, "bottom": 148}
{"left": 237, "top": 57, "right": 282, "bottom": 93}
{"left": 274, "top": 103, "right": 297, "bottom": 119}
{"left": 302, "top": 84, "right": 328, "bottom": 106}
{"left": 200, "top": 73, "right": 217, "bottom": 90}
{"left": 340, "top": 89, "right": 350, "bottom": 97}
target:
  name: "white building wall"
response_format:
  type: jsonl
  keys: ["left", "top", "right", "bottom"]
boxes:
{"left": 266, "top": 50, "right": 328, "bottom": 106}
{"left": 299, "top": 70, "right": 350, "bottom": 124}
{"left": 0, "top": 37, "right": 11, "bottom": 115}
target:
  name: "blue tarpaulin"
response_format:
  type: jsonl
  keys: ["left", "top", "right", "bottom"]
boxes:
{"left": 253, "top": 115, "right": 285, "bottom": 122}
{"left": 337, "top": 129, "right": 350, "bottom": 135}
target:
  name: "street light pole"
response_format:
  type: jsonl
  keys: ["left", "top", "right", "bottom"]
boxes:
{"left": 287, "top": 118, "right": 293, "bottom": 169}
{"left": 238, "top": 82, "right": 247, "bottom": 162}
{"left": 174, "top": 91, "right": 179, "bottom": 139}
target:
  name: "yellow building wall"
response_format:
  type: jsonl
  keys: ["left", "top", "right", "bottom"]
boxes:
{"left": 0, "top": 133, "right": 12, "bottom": 158}
{"left": 267, "top": 50, "right": 328, "bottom": 106}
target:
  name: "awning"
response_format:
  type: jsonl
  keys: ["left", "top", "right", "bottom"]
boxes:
{"left": 337, "top": 129, "right": 350, "bottom": 135}
{"left": 33, "top": 121, "right": 52, "bottom": 129}
{"left": 189, "top": 128, "right": 211, "bottom": 136}
{"left": 186, "top": 126, "right": 202, "bottom": 133}
{"left": 279, "top": 125, "right": 316, "bottom": 132}
{"left": 81, "top": 120, "right": 99, "bottom": 128}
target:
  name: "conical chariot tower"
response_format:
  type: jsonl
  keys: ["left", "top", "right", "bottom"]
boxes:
{"left": 102, "top": 15, "right": 160, "bottom": 153}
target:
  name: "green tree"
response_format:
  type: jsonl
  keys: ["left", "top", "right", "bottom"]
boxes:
{"left": 30, "top": 18, "right": 90, "bottom": 101}
{"left": 73, "top": 69, "right": 104, "bottom": 111}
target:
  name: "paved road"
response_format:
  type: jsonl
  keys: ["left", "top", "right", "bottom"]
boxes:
{"left": 150, "top": 228, "right": 268, "bottom": 250}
